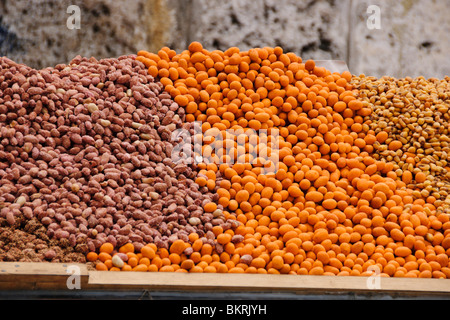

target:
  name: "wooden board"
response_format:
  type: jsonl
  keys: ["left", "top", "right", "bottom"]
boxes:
{"left": 88, "top": 270, "right": 450, "bottom": 296}
{"left": 0, "top": 262, "right": 89, "bottom": 290}
{"left": 0, "top": 262, "right": 450, "bottom": 297}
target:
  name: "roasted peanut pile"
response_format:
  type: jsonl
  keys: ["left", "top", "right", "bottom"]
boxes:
{"left": 0, "top": 55, "right": 237, "bottom": 262}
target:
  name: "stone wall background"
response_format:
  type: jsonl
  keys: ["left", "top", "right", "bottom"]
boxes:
{"left": 0, "top": 0, "right": 449, "bottom": 79}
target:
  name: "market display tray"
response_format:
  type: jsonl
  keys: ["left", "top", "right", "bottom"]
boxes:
{"left": 0, "top": 262, "right": 449, "bottom": 299}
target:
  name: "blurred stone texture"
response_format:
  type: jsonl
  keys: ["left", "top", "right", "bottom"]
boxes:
{"left": 0, "top": 0, "right": 448, "bottom": 78}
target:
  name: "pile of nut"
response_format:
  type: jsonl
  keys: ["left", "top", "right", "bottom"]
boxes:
{"left": 0, "top": 55, "right": 237, "bottom": 260}
{"left": 352, "top": 75, "right": 450, "bottom": 214}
